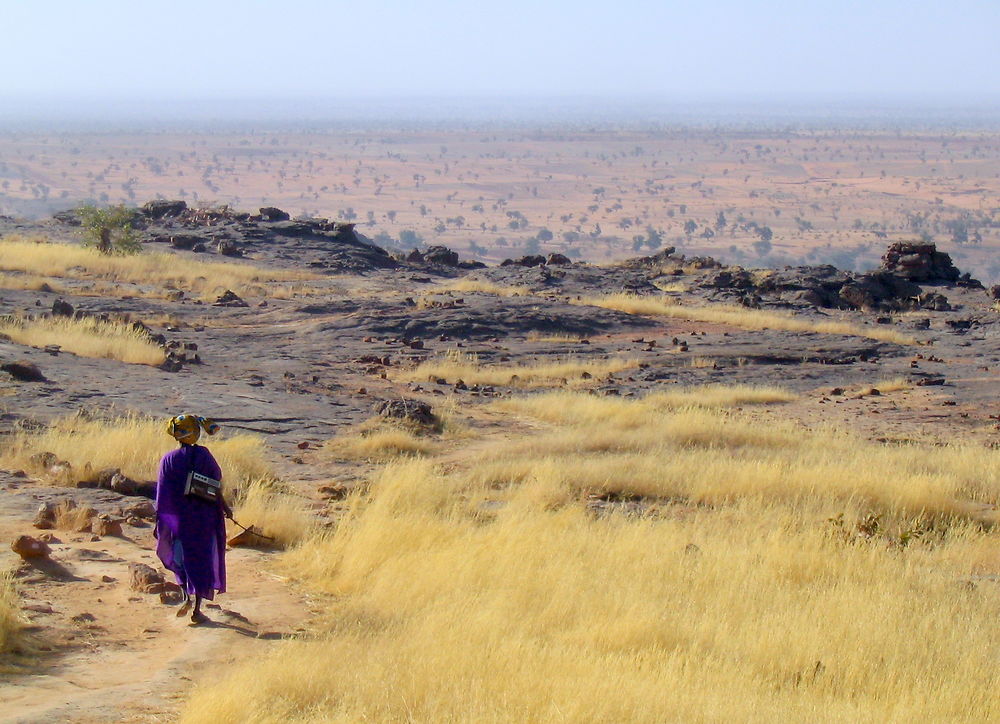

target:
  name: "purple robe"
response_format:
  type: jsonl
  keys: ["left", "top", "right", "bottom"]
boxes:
{"left": 155, "top": 444, "right": 226, "bottom": 599}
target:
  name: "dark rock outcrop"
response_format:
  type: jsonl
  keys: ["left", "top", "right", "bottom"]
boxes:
{"left": 1, "top": 361, "right": 46, "bottom": 382}
{"left": 259, "top": 207, "right": 291, "bottom": 221}
{"left": 880, "top": 242, "right": 960, "bottom": 283}
{"left": 141, "top": 200, "right": 188, "bottom": 219}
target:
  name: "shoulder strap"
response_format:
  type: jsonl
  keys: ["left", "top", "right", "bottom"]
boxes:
{"left": 185, "top": 444, "right": 200, "bottom": 471}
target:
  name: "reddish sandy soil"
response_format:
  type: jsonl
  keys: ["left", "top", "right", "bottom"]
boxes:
{"left": 1, "top": 128, "right": 999, "bottom": 281}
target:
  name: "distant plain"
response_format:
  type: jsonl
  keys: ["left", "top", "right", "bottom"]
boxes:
{"left": 2, "top": 124, "right": 999, "bottom": 281}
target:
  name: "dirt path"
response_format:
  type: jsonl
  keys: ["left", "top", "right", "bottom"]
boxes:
{"left": 0, "top": 480, "right": 309, "bottom": 724}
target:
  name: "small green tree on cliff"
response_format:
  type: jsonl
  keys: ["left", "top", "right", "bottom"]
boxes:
{"left": 77, "top": 204, "right": 141, "bottom": 255}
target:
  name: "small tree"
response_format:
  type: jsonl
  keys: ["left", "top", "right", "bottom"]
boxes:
{"left": 78, "top": 204, "right": 141, "bottom": 255}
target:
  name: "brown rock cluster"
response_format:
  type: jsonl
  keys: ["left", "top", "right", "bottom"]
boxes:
{"left": 879, "top": 242, "right": 961, "bottom": 283}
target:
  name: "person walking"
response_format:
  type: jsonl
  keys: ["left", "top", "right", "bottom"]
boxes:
{"left": 155, "top": 414, "right": 232, "bottom": 624}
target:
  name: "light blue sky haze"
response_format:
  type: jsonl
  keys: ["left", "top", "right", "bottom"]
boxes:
{"left": 2, "top": 0, "right": 998, "bottom": 98}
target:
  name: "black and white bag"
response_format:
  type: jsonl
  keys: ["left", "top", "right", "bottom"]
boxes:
{"left": 182, "top": 446, "right": 222, "bottom": 503}
{"left": 185, "top": 470, "right": 222, "bottom": 502}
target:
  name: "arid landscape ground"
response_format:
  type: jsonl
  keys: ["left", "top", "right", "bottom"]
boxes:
{"left": 0, "top": 123, "right": 999, "bottom": 722}
{"left": 2, "top": 127, "right": 999, "bottom": 282}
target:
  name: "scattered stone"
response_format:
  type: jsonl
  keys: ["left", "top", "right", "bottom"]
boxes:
{"left": 318, "top": 483, "right": 350, "bottom": 500}
{"left": 213, "top": 289, "right": 249, "bottom": 307}
{"left": 11, "top": 535, "right": 50, "bottom": 560}
{"left": 317, "top": 483, "right": 351, "bottom": 500}
{"left": 32, "top": 502, "right": 56, "bottom": 530}
{"left": 28, "top": 451, "right": 58, "bottom": 469}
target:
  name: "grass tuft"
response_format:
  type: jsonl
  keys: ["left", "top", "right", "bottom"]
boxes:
{"left": 233, "top": 478, "right": 315, "bottom": 548}
{"left": 396, "top": 349, "right": 639, "bottom": 388}
{"left": 0, "top": 315, "right": 166, "bottom": 365}
{"left": 0, "top": 571, "right": 23, "bottom": 656}
{"left": 583, "top": 293, "right": 918, "bottom": 345}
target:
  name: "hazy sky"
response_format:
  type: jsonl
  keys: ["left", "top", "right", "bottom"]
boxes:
{"left": 2, "top": 0, "right": 999, "bottom": 98}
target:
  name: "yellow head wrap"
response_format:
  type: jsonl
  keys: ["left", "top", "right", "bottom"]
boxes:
{"left": 167, "top": 414, "right": 220, "bottom": 445}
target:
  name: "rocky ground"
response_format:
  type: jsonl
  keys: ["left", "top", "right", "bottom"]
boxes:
{"left": 1, "top": 203, "right": 998, "bottom": 721}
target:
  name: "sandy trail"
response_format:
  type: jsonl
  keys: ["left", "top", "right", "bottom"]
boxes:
{"left": 0, "top": 482, "right": 309, "bottom": 724}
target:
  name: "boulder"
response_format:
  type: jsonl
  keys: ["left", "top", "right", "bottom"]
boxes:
{"left": 212, "top": 290, "right": 249, "bottom": 308}
{"left": 11, "top": 535, "right": 50, "bottom": 560}
{"left": 124, "top": 500, "right": 156, "bottom": 520}
{"left": 546, "top": 253, "right": 572, "bottom": 266}
{"left": 109, "top": 472, "right": 139, "bottom": 496}
{"left": 93, "top": 516, "right": 124, "bottom": 537}
{"left": 142, "top": 200, "right": 188, "bottom": 219}
{"left": 422, "top": 246, "right": 460, "bottom": 266}
{"left": 33, "top": 502, "right": 56, "bottom": 530}
{"left": 51, "top": 298, "right": 74, "bottom": 317}
{"left": 169, "top": 234, "right": 204, "bottom": 250}
{"left": 1, "top": 361, "right": 46, "bottom": 382}
{"left": 94, "top": 467, "right": 121, "bottom": 489}
{"left": 373, "top": 398, "right": 439, "bottom": 428}
{"left": 128, "top": 562, "right": 166, "bottom": 593}
{"left": 259, "top": 206, "right": 290, "bottom": 221}
{"left": 216, "top": 240, "right": 242, "bottom": 257}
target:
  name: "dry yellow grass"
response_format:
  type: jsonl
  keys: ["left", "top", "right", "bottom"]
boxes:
{"left": 0, "top": 272, "right": 69, "bottom": 293}
{"left": 324, "top": 425, "right": 438, "bottom": 462}
{"left": 441, "top": 278, "right": 529, "bottom": 297}
{"left": 525, "top": 331, "right": 587, "bottom": 343}
{"left": 583, "top": 293, "right": 918, "bottom": 345}
{"left": 0, "top": 316, "right": 166, "bottom": 365}
{"left": 396, "top": 349, "right": 639, "bottom": 388}
{"left": 184, "top": 390, "right": 1000, "bottom": 723}
{"left": 233, "top": 478, "right": 315, "bottom": 548}
{"left": 0, "top": 234, "right": 316, "bottom": 298}
{"left": 0, "top": 571, "right": 22, "bottom": 656}
{"left": 652, "top": 279, "right": 689, "bottom": 293}
{"left": 688, "top": 355, "right": 717, "bottom": 368}
{"left": 875, "top": 376, "right": 914, "bottom": 393}
{"left": 1, "top": 413, "right": 273, "bottom": 488}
